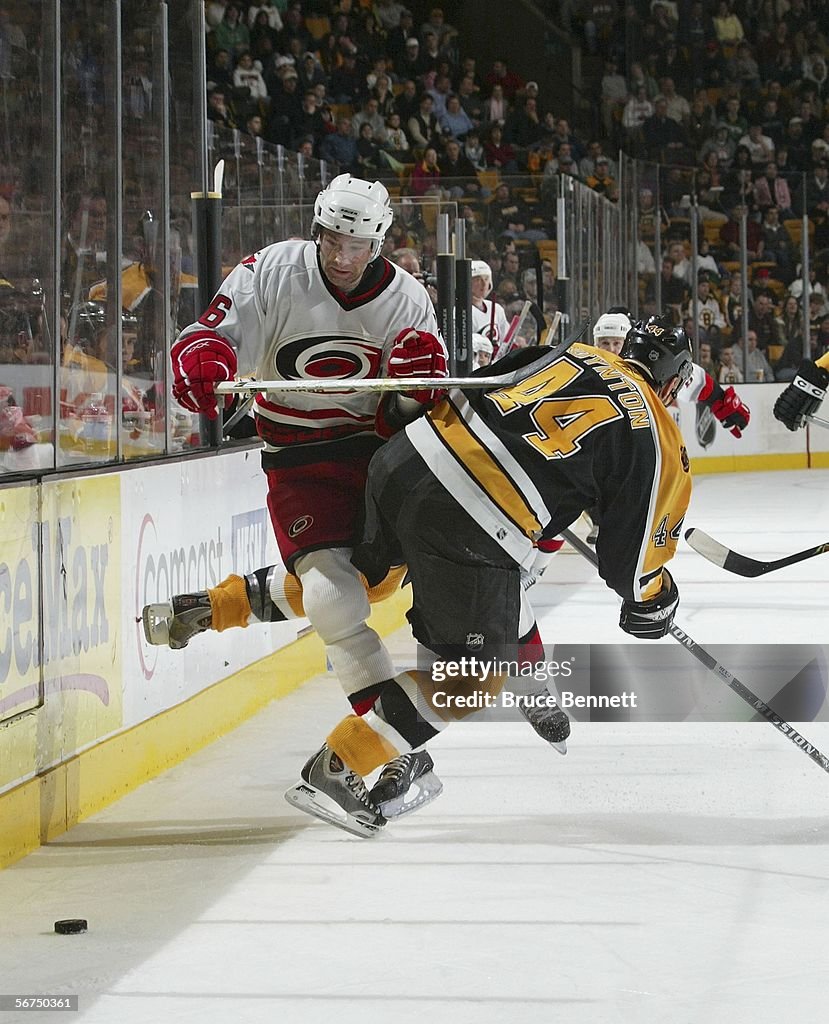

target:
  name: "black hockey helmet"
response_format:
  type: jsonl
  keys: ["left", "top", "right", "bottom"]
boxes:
{"left": 620, "top": 314, "right": 692, "bottom": 391}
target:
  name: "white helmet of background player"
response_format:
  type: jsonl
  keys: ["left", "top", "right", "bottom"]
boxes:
{"left": 593, "top": 311, "right": 632, "bottom": 352}
{"left": 312, "top": 174, "right": 394, "bottom": 259}
{"left": 471, "top": 260, "right": 493, "bottom": 298}
{"left": 472, "top": 332, "right": 493, "bottom": 368}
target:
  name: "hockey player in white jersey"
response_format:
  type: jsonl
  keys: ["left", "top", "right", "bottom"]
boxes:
{"left": 165, "top": 174, "right": 449, "bottom": 815}
{"left": 470, "top": 260, "right": 510, "bottom": 350}
{"left": 472, "top": 331, "right": 493, "bottom": 369}
{"left": 586, "top": 308, "right": 750, "bottom": 544}
{"left": 593, "top": 308, "right": 750, "bottom": 435}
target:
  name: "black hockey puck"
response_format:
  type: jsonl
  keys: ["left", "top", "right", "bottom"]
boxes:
{"left": 54, "top": 919, "right": 87, "bottom": 934}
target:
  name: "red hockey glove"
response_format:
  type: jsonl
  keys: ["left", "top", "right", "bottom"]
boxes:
{"left": 387, "top": 328, "right": 448, "bottom": 405}
{"left": 171, "top": 333, "right": 238, "bottom": 420}
{"left": 711, "top": 385, "right": 750, "bottom": 438}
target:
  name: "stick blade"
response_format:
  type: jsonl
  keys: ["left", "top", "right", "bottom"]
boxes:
{"left": 684, "top": 528, "right": 766, "bottom": 577}
{"left": 684, "top": 527, "right": 730, "bottom": 567}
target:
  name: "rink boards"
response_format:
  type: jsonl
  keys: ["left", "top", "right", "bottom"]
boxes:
{"left": 0, "top": 446, "right": 410, "bottom": 867}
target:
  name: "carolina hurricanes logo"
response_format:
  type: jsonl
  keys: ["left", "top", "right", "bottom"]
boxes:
{"left": 274, "top": 337, "right": 382, "bottom": 381}
{"left": 288, "top": 515, "right": 314, "bottom": 538}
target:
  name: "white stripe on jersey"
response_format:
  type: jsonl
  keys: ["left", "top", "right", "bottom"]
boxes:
{"left": 405, "top": 414, "right": 537, "bottom": 571}
{"left": 254, "top": 397, "right": 375, "bottom": 428}
{"left": 630, "top": 383, "right": 664, "bottom": 603}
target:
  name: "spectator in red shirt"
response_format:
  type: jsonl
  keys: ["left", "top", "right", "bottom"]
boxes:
{"left": 411, "top": 146, "right": 442, "bottom": 196}
{"left": 719, "top": 203, "right": 765, "bottom": 261}
{"left": 484, "top": 58, "right": 525, "bottom": 102}
{"left": 483, "top": 123, "right": 518, "bottom": 173}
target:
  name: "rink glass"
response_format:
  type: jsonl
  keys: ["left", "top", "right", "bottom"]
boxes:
{"left": 0, "top": 2, "right": 799, "bottom": 482}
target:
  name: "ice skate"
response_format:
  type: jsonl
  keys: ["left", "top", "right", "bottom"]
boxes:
{"left": 284, "top": 744, "right": 386, "bottom": 838}
{"left": 142, "top": 592, "right": 212, "bottom": 650}
{"left": 517, "top": 693, "right": 570, "bottom": 755}
{"left": 368, "top": 750, "right": 443, "bottom": 819}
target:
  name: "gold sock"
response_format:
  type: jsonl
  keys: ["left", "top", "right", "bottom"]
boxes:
{"left": 281, "top": 572, "right": 305, "bottom": 617}
{"left": 327, "top": 715, "right": 399, "bottom": 777}
{"left": 207, "top": 574, "right": 251, "bottom": 632}
{"left": 366, "top": 564, "right": 407, "bottom": 604}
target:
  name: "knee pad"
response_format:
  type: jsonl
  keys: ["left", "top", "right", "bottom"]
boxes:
{"left": 293, "top": 548, "right": 370, "bottom": 643}
{"left": 295, "top": 548, "right": 395, "bottom": 697}
{"left": 246, "top": 561, "right": 406, "bottom": 623}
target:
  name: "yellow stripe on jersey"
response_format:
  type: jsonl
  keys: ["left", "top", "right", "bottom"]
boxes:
{"left": 427, "top": 398, "right": 544, "bottom": 537}
{"left": 638, "top": 382, "right": 692, "bottom": 601}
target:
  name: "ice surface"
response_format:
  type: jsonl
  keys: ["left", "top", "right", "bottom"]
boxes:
{"left": 3, "top": 471, "right": 829, "bottom": 1024}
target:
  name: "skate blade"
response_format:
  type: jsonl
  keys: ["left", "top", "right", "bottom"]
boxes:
{"left": 142, "top": 603, "right": 172, "bottom": 646}
{"left": 377, "top": 770, "right": 444, "bottom": 819}
{"left": 284, "top": 781, "right": 385, "bottom": 838}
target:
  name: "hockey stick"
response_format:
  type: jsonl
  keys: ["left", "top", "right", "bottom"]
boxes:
{"left": 500, "top": 300, "right": 532, "bottom": 355}
{"left": 216, "top": 319, "right": 591, "bottom": 399}
{"left": 561, "top": 527, "right": 829, "bottom": 775}
{"left": 216, "top": 374, "right": 525, "bottom": 396}
{"left": 222, "top": 394, "right": 256, "bottom": 434}
{"left": 685, "top": 527, "right": 829, "bottom": 578}
{"left": 542, "top": 310, "right": 562, "bottom": 346}
{"left": 807, "top": 413, "right": 829, "bottom": 430}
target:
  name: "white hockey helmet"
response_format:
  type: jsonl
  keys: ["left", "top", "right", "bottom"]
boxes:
{"left": 471, "top": 259, "right": 493, "bottom": 297}
{"left": 472, "top": 331, "right": 493, "bottom": 368}
{"left": 472, "top": 332, "right": 493, "bottom": 356}
{"left": 313, "top": 174, "right": 394, "bottom": 259}
{"left": 593, "top": 310, "right": 632, "bottom": 343}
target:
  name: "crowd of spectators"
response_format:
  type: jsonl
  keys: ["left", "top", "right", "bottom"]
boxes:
{"left": 582, "top": 0, "right": 829, "bottom": 376}
{"left": 204, "top": 1, "right": 575, "bottom": 305}
{"left": 204, "top": 0, "right": 829, "bottom": 374}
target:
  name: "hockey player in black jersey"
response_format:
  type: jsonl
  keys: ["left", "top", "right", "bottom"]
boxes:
{"left": 286, "top": 314, "right": 695, "bottom": 835}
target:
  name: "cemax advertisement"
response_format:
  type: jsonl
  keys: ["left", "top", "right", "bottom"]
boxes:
{"left": 0, "top": 476, "right": 123, "bottom": 793}
{"left": 2, "top": 450, "right": 302, "bottom": 798}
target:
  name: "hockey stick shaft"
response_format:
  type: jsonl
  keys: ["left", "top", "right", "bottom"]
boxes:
{"left": 807, "top": 413, "right": 829, "bottom": 430}
{"left": 542, "top": 310, "right": 562, "bottom": 346}
{"left": 216, "top": 374, "right": 520, "bottom": 396}
{"left": 216, "top": 320, "right": 591, "bottom": 398}
{"left": 685, "top": 527, "right": 829, "bottom": 577}
{"left": 561, "top": 527, "right": 829, "bottom": 775}
{"left": 500, "top": 300, "right": 532, "bottom": 355}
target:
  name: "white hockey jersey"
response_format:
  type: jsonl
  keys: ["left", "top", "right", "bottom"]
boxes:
{"left": 176, "top": 239, "right": 441, "bottom": 459}
{"left": 470, "top": 298, "right": 510, "bottom": 346}
{"left": 677, "top": 362, "right": 709, "bottom": 404}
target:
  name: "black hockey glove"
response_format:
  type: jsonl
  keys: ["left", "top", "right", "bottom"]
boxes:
{"left": 619, "top": 570, "right": 679, "bottom": 640}
{"left": 773, "top": 360, "right": 829, "bottom": 432}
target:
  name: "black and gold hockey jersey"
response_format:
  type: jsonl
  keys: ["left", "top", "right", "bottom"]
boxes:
{"left": 405, "top": 343, "right": 691, "bottom": 603}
